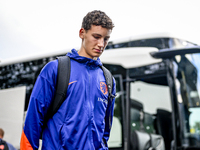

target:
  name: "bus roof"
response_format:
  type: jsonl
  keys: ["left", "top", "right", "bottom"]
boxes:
{"left": 0, "top": 48, "right": 71, "bottom": 67}
{"left": 108, "top": 32, "right": 192, "bottom": 45}
{"left": 0, "top": 47, "right": 161, "bottom": 68}
{"left": 100, "top": 47, "right": 162, "bottom": 68}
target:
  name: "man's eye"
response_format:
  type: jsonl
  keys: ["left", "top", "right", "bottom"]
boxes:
{"left": 104, "top": 38, "right": 109, "bottom": 42}
{"left": 94, "top": 36, "right": 100, "bottom": 39}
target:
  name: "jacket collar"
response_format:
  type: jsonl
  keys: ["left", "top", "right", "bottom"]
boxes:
{"left": 67, "top": 49, "right": 102, "bottom": 67}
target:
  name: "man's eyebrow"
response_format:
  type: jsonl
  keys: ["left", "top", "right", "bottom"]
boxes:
{"left": 92, "top": 33, "right": 102, "bottom": 36}
{"left": 92, "top": 33, "right": 110, "bottom": 38}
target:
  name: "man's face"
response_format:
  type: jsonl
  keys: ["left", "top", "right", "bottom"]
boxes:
{"left": 79, "top": 25, "right": 112, "bottom": 59}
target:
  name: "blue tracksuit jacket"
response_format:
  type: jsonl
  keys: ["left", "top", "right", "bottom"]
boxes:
{"left": 20, "top": 49, "right": 116, "bottom": 150}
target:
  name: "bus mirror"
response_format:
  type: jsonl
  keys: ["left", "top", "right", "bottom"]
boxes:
{"left": 150, "top": 46, "right": 200, "bottom": 59}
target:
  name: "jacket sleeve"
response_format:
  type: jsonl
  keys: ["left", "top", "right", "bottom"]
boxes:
{"left": 20, "top": 60, "right": 58, "bottom": 150}
{"left": 101, "top": 77, "right": 116, "bottom": 149}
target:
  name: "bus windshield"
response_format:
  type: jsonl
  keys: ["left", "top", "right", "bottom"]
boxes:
{"left": 174, "top": 53, "right": 200, "bottom": 146}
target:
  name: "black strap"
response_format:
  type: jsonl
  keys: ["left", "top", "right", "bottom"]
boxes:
{"left": 100, "top": 66, "right": 115, "bottom": 99}
{"left": 0, "top": 139, "right": 9, "bottom": 150}
{"left": 52, "top": 56, "right": 71, "bottom": 115}
{"left": 100, "top": 65, "right": 116, "bottom": 129}
{"left": 42, "top": 56, "right": 71, "bottom": 130}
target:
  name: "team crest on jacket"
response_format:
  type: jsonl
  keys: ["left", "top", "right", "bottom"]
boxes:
{"left": 100, "top": 82, "right": 108, "bottom": 95}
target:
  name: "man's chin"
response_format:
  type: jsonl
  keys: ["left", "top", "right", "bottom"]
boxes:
{"left": 92, "top": 53, "right": 102, "bottom": 58}
{"left": 95, "top": 54, "right": 102, "bottom": 58}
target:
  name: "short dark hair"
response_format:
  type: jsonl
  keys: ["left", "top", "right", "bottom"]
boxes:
{"left": 81, "top": 10, "right": 114, "bottom": 31}
{"left": 0, "top": 128, "right": 4, "bottom": 137}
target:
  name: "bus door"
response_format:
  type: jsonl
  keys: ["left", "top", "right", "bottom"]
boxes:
{"left": 151, "top": 46, "right": 200, "bottom": 149}
{"left": 127, "top": 62, "right": 172, "bottom": 150}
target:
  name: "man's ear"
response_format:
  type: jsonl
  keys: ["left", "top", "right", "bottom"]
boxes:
{"left": 79, "top": 28, "right": 85, "bottom": 39}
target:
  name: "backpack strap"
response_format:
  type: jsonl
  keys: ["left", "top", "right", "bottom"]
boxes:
{"left": 0, "top": 139, "right": 9, "bottom": 150}
{"left": 42, "top": 56, "right": 71, "bottom": 129}
{"left": 100, "top": 65, "right": 116, "bottom": 130}
{"left": 100, "top": 66, "right": 115, "bottom": 100}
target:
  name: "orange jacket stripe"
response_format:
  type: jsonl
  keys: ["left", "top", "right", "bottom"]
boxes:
{"left": 20, "top": 131, "right": 33, "bottom": 150}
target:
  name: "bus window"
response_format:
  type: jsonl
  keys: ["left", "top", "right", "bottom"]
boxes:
{"left": 130, "top": 80, "right": 171, "bottom": 114}
{"left": 106, "top": 36, "right": 198, "bottom": 50}
{"left": 129, "top": 77, "right": 172, "bottom": 150}
{"left": 175, "top": 53, "right": 200, "bottom": 147}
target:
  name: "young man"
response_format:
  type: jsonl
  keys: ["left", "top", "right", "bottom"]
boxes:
{"left": 20, "top": 10, "right": 115, "bottom": 150}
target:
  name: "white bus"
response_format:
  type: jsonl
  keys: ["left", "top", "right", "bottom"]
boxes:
{"left": 1, "top": 33, "right": 200, "bottom": 149}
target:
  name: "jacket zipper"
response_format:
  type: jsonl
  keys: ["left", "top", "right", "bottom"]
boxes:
{"left": 87, "top": 66, "right": 93, "bottom": 149}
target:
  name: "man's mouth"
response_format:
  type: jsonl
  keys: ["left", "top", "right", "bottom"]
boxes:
{"left": 94, "top": 48, "right": 103, "bottom": 53}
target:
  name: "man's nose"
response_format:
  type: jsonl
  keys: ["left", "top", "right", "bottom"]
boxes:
{"left": 98, "top": 38, "right": 104, "bottom": 48}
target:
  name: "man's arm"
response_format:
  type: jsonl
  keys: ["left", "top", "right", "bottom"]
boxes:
{"left": 20, "top": 60, "right": 58, "bottom": 150}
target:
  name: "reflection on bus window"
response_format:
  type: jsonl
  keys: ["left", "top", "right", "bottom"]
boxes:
{"left": 189, "top": 108, "right": 200, "bottom": 134}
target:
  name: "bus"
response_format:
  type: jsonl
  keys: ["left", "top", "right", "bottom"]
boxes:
{"left": 1, "top": 33, "right": 200, "bottom": 149}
